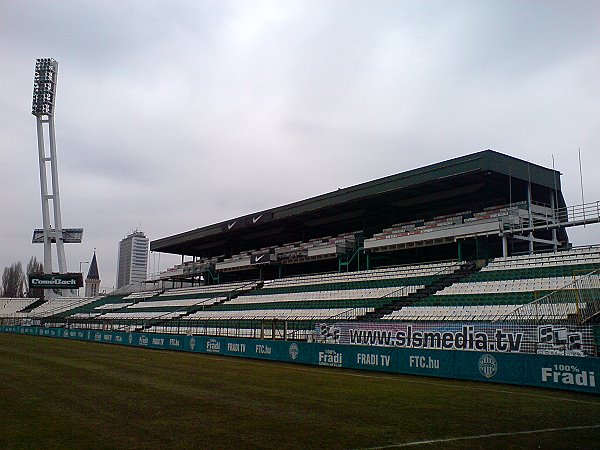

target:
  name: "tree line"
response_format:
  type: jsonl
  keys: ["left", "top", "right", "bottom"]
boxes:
{"left": 1, "top": 257, "right": 44, "bottom": 298}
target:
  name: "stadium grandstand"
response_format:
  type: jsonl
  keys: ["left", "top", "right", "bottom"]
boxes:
{"left": 2, "top": 150, "right": 600, "bottom": 365}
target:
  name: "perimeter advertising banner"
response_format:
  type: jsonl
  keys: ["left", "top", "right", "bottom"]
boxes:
{"left": 0, "top": 325, "right": 598, "bottom": 394}
{"left": 317, "top": 322, "right": 596, "bottom": 357}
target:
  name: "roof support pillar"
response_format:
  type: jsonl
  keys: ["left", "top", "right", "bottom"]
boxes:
{"left": 551, "top": 193, "right": 558, "bottom": 252}
{"left": 527, "top": 180, "right": 534, "bottom": 255}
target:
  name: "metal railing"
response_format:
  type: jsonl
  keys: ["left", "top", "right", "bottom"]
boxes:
{"left": 498, "top": 269, "right": 600, "bottom": 325}
{"left": 504, "top": 200, "right": 600, "bottom": 234}
{"left": 330, "top": 261, "right": 465, "bottom": 321}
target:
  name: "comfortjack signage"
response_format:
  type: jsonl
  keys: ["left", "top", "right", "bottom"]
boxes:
{"left": 28, "top": 273, "right": 83, "bottom": 289}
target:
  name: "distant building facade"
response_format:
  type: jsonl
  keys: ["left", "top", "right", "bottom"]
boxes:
{"left": 85, "top": 251, "right": 101, "bottom": 297}
{"left": 116, "top": 231, "right": 149, "bottom": 289}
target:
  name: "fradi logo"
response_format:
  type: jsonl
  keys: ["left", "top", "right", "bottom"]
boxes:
{"left": 318, "top": 349, "right": 343, "bottom": 367}
{"left": 541, "top": 365, "right": 595, "bottom": 388}
{"left": 478, "top": 354, "right": 498, "bottom": 379}
{"left": 289, "top": 343, "right": 299, "bottom": 360}
{"left": 189, "top": 337, "right": 196, "bottom": 351}
{"left": 206, "top": 339, "right": 220, "bottom": 352}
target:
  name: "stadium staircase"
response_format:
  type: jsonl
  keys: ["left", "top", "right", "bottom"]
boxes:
{"left": 359, "top": 262, "right": 481, "bottom": 321}
{"left": 338, "top": 237, "right": 364, "bottom": 272}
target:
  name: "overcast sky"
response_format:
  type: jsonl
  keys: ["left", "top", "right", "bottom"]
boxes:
{"left": 1, "top": 0, "right": 599, "bottom": 292}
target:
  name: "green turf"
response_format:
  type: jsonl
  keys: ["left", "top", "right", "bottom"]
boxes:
{"left": 0, "top": 333, "right": 599, "bottom": 449}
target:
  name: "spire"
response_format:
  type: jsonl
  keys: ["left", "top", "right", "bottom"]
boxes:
{"left": 86, "top": 251, "right": 100, "bottom": 280}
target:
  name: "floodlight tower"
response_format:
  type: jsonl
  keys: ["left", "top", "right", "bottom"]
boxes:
{"left": 31, "top": 58, "right": 80, "bottom": 279}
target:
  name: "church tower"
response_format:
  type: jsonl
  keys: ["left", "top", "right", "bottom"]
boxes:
{"left": 85, "top": 251, "right": 101, "bottom": 297}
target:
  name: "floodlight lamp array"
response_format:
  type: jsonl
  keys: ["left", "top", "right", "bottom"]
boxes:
{"left": 32, "top": 58, "right": 59, "bottom": 117}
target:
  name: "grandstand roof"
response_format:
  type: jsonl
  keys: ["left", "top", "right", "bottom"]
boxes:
{"left": 151, "top": 150, "right": 564, "bottom": 257}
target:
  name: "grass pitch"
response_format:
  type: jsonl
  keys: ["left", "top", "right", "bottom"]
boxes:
{"left": 0, "top": 333, "right": 598, "bottom": 449}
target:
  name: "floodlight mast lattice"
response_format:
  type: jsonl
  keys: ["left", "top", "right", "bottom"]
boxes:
{"left": 31, "top": 58, "right": 82, "bottom": 285}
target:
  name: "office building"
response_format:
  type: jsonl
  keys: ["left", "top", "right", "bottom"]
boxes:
{"left": 116, "top": 231, "right": 149, "bottom": 289}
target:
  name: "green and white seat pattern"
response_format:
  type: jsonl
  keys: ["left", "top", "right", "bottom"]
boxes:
{"left": 262, "top": 261, "right": 459, "bottom": 290}
{"left": 180, "top": 262, "right": 461, "bottom": 322}
{"left": 156, "top": 281, "right": 252, "bottom": 299}
{"left": 203, "top": 262, "right": 460, "bottom": 320}
{"left": 0, "top": 298, "right": 37, "bottom": 316}
{"left": 68, "top": 296, "right": 133, "bottom": 319}
{"left": 436, "top": 277, "right": 572, "bottom": 295}
{"left": 100, "top": 311, "right": 187, "bottom": 320}
{"left": 187, "top": 308, "right": 360, "bottom": 321}
{"left": 66, "top": 282, "right": 255, "bottom": 322}
{"left": 383, "top": 247, "right": 600, "bottom": 321}
{"left": 384, "top": 302, "right": 582, "bottom": 322}
{"left": 27, "top": 297, "right": 100, "bottom": 317}
{"left": 223, "top": 285, "right": 421, "bottom": 305}
{"left": 0, "top": 297, "right": 101, "bottom": 318}
{"left": 198, "top": 266, "right": 456, "bottom": 320}
{"left": 123, "top": 290, "right": 161, "bottom": 300}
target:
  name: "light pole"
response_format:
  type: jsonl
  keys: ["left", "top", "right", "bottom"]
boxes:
{"left": 79, "top": 261, "right": 89, "bottom": 296}
{"left": 32, "top": 58, "right": 64, "bottom": 274}
{"left": 32, "top": 58, "right": 83, "bottom": 298}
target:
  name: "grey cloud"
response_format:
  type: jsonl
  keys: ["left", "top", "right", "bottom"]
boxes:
{"left": 1, "top": 0, "right": 598, "bottom": 287}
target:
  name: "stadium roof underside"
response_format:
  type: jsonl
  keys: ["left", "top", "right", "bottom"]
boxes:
{"left": 151, "top": 150, "right": 567, "bottom": 260}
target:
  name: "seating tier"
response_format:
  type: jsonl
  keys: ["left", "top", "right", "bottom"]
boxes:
{"left": 385, "top": 247, "right": 600, "bottom": 322}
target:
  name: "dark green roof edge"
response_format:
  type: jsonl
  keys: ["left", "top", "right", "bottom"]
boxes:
{"left": 151, "top": 149, "right": 561, "bottom": 251}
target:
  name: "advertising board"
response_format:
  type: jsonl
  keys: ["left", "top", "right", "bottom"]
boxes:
{"left": 1, "top": 325, "right": 598, "bottom": 394}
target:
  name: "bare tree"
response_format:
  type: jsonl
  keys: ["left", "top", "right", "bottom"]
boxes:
{"left": 1, "top": 262, "right": 25, "bottom": 298}
{"left": 26, "top": 256, "right": 44, "bottom": 298}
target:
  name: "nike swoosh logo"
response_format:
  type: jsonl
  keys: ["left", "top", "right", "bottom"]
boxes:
{"left": 228, "top": 221, "right": 237, "bottom": 230}
{"left": 252, "top": 214, "right": 263, "bottom": 224}
{"left": 255, "top": 254, "right": 265, "bottom": 262}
